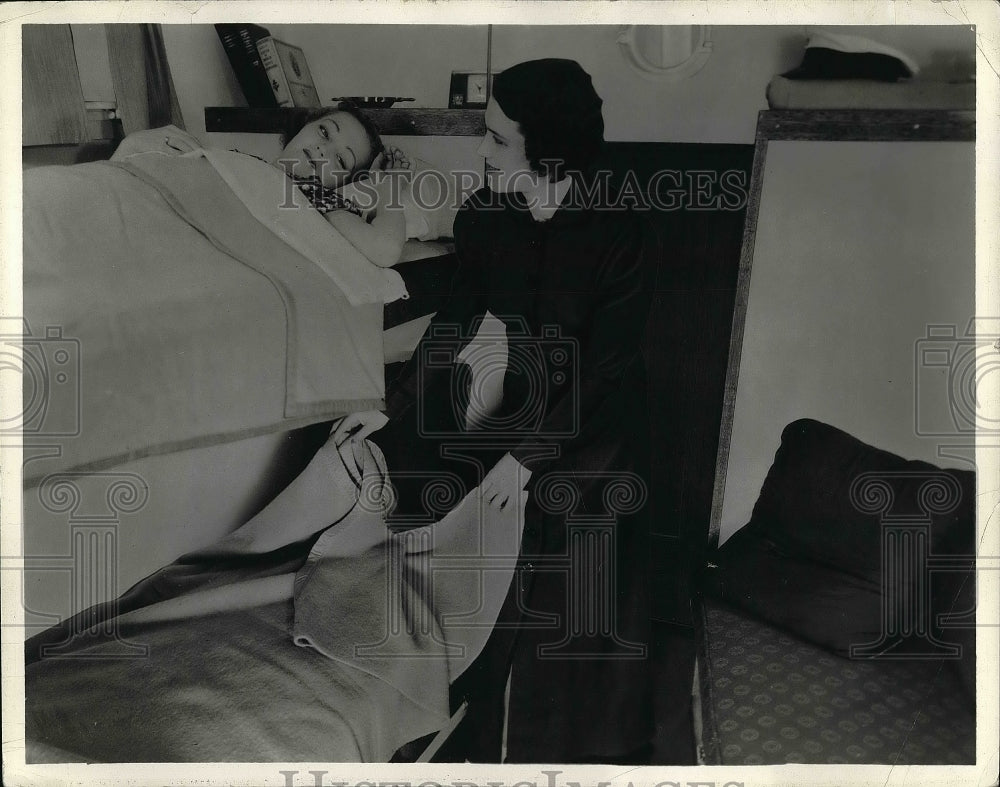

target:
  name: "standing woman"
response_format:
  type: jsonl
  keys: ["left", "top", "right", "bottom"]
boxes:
{"left": 334, "top": 59, "right": 656, "bottom": 763}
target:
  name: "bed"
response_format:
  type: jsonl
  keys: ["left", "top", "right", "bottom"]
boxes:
{"left": 696, "top": 418, "right": 977, "bottom": 765}
{"left": 20, "top": 112, "right": 487, "bottom": 762}
{"left": 24, "top": 430, "right": 530, "bottom": 762}
{"left": 20, "top": 131, "right": 464, "bottom": 629}
{"left": 694, "top": 108, "right": 982, "bottom": 766}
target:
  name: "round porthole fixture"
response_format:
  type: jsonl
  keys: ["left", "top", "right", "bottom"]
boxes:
{"left": 617, "top": 25, "right": 713, "bottom": 82}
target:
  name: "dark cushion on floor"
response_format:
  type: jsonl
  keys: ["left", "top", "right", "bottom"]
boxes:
{"left": 706, "top": 419, "right": 976, "bottom": 699}
{"left": 745, "top": 419, "right": 974, "bottom": 587}
{"left": 705, "top": 527, "right": 882, "bottom": 656}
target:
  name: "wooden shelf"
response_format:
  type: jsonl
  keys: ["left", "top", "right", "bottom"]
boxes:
{"left": 205, "top": 107, "right": 485, "bottom": 137}
{"left": 757, "top": 109, "right": 975, "bottom": 142}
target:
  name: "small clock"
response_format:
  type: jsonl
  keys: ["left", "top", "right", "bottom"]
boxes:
{"left": 448, "top": 72, "right": 492, "bottom": 109}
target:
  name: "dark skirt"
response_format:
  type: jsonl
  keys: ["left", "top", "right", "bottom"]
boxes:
{"left": 381, "top": 375, "right": 656, "bottom": 763}
{"left": 460, "top": 426, "right": 653, "bottom": 762}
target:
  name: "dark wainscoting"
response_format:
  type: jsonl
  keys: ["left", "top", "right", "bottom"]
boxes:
{"left": 603, "top": 142, "right": 754, "bottom": 629}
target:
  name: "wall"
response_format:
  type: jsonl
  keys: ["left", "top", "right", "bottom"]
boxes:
{"left": 491, "top": 25, "right": 801, "bottom": 143}
{"left": 717, "top": 139, "right": 976, "bottom": 544}
{"left": 162, "top": 24, "right": 975, "bottom": 146}
{"left": 266, "top": 24, "right": 489, "bottom": 108}
{"left": 160, "top": 24, "right": 247, "bottom": 138}
{"left": 494, "top": 24, "right": 975, "bottom": 142}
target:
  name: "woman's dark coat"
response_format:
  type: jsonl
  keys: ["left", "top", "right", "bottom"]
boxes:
{"left": 376, "top": 178, "right": 657, "bottom": 762}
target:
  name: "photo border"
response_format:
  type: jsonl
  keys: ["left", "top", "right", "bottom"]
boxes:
{"left": 2, "top": 2, "right": 997, "bottom": 786}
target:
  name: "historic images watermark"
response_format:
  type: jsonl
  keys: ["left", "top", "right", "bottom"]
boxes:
{"left": 914, "top": 318, "right": 1000, "bottom": 441}
{"left": 1, "top": 318, "right": 80, "bottom": 440}
{"left": 3, "top": 319, "right": 149, "bottom": 658}
{"left": 350, "top": 467, "right": 650, "bottom": 663}
{"left": 839, "top": 317, "right": 1000, "bottom": 658}
{"left": 276, "top": 160, "right": 751, "bottom": 215}
{"left": 416, "top": 316, "right": 580, "bottom": 441}
{"left": 346, "top": 309, "right": 652, "bottom": 661}
{"left": 847, "top": 470, "right": 976, "bottom": 660}
{"left": 22, "top": 472, "right": 151, "bottom": 659}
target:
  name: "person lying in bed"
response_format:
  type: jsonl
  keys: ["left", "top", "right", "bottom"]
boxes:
{"left": 114, "top": 102, "right": 408, "bottom": 267}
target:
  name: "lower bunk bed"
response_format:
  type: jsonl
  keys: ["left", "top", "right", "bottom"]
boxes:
{"left": 25, "top": 434, "right": 511, "bottom": 763}
{"left": 20, "top": 139, "right": 461, "bottom": 627}
{"left": 695, "top": 418, "right": 978, "bottom": 766}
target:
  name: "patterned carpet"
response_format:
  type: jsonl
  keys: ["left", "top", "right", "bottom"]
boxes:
{"left": 698, "top": 599, "right": 975, "bottom": 765}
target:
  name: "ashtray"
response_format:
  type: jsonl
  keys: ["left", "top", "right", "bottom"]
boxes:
{"left": 331, "top": 97, "right": 416, "bottom": 109}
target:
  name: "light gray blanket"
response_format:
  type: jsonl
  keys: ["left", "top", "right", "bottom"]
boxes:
{"left": 23, "top": 150, "right": 403, "bottom": 486}
{"left": 26, "top": 438, "right": 525, "bottom": 762}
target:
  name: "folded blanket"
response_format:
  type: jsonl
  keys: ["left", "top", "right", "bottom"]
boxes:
{"left": 292, "top": 439, "right": 525, "bottom": 701}
{"left": 25, "top": 437, "right": 526, "bottom": 762}
{"left": 23, "top": 153, "right": 400, "bottom": 485}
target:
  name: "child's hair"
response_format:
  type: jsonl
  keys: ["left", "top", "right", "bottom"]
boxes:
{"left": 281, "top": 101, "right": 385, "bottom": 182}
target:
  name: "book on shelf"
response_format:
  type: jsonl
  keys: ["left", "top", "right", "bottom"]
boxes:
{"left": 256, "top": 37, "right": 321, "bottom": 108}
{"left": 214, "top": 24, "right": 278, "bottom": 109}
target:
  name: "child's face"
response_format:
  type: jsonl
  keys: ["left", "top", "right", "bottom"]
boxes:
{"left": 277, "top": 111, "right": 372, "bottom": 188}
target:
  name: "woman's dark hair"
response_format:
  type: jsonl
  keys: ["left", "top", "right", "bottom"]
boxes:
{"left": 491, "top": 59, "right": 605, "bottom": 177}
{"left": 281, "top": 101, "right": 385, "bottom": 181}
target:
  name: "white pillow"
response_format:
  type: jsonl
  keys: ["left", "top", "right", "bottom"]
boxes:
{"left": 407, "top": 157, "right": 461, "bottom": 241}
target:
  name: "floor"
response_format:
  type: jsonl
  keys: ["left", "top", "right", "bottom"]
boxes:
{"left": 401, "top": 621, "right": 701, "bottom": 764}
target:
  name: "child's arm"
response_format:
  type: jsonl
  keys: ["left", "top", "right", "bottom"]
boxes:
{"left": 324, "top": 175, "right": 406, "bottom": 268}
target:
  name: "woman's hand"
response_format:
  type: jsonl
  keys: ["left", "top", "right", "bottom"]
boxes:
{"left": 330, "top": 410, "right": 389, "bottom": 447}
{"left": 479, "top": 453, "right": 532, "bottom": 511}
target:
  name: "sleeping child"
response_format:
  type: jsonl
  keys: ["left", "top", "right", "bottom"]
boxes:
{"left": 113, "top": 102, "right": 410, "bottom": 267}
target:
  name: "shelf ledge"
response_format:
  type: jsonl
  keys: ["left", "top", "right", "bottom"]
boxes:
{"left": 205, "top": 107, "right": 486, "bottom": 137}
